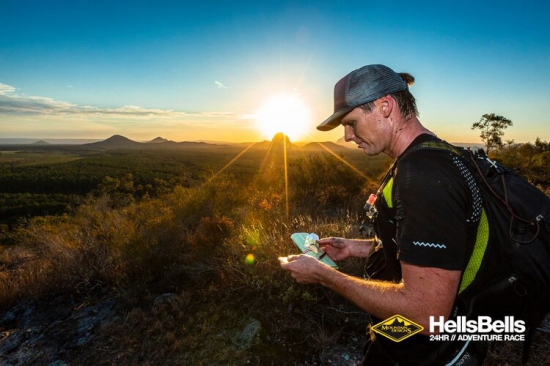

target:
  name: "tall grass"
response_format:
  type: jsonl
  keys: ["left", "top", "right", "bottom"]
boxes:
{"left": 1, "top": 174, "right": 254, "bottom": 306}
{"left": 0, "top": 152, "right": 375, "bottom": 363}
{"left": 2, "top": 150, "right": 546, "bottom": 364}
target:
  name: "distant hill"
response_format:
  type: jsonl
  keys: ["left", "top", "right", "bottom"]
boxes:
{"left": 234, "top": 133, "right": 298, "bottom": 151}
{"left": 234, "top": 140, "right": 270, "bottom": 149}
{"left": 271, "top": 132, "right": 293, "bottom": 148}
{"left": 196, "top": 139, "right": 232, "bottom": 145}
{"left": 452, "top": 142, "right": 485, "bottom": 150}
{"left": 32, "top": 140, "right": 51, "bottom": 146}
{"left": 0, "top": 134, "right": 485, "bottom": 151}
{"left": 263, "top": 133, "right": 297, "bottom": 150}
{"left": 147, "top": 137, "right": 171, "bottom": 144}
{"left": 177, "top": 141, "right": 216, "bottom": 148}
{"left": 0, "top": 138, "right": 102, "bottom": 145}
{"left": 83, "top": 135, "right": 143, "bottom": 149}
{"left": 81, "top": 135, "right": 222, "bottom": 150}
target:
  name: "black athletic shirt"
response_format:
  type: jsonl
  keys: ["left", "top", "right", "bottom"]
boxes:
{"left": 367, "top": 134, "right": 484, "bottom": 364}
{"left": 376, "top": 134, "right": 482, "bottom": 275}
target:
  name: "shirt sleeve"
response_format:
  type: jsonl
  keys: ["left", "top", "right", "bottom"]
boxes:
{"left": 393, "top": 151, "right": 473, "bottom": 270}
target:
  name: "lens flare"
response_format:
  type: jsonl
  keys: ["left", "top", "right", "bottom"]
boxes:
{"left": 244, "top": 253, "right": 255, "bottom": 265}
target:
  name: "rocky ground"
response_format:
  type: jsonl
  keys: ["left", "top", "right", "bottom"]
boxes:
{"left": 0, "top": 295, "right": 117, "bottom": 365}
{"left": 1, "top": 293, "right": 548, "bottom": 365}
{"left": 0, "top": 293, "right": 366, "bottom": 366}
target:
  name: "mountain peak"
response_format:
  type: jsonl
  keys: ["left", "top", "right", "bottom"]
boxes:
{"left": 104, "top": 134, "right": 134, "bottom": 142}
{"left": 271, "top": 132, "right": 291, "bottom": 145}
{"left": 148, "top": 137, "right": 169, "bottom": 144}
{"left": 32, "top": 140, "right": 50, "bottom": 145}
{"left": 84, "top": 135, "right": 141, "bottom": 149}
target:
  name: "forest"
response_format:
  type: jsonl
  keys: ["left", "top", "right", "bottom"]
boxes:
{"left": 0, "top": 142, "right": 389, "bottom": 228}
{"left": 0, "top": 138, "right": 549, "bottom": 365}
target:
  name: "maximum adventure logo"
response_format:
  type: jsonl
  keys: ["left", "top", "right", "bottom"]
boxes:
{"left": 372, "top": 315, "right": 424, "bottom": 342}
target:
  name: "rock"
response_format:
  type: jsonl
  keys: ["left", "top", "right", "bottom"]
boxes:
{"left": 0, "top": 296, "right": 117, "bottom": 364}
{"left": 538, "top": 313, "right": 550, "bottom": 333}
{"left": 0, "top": 301, "right": 34, "bottom": 328}
{"left": 233, "top": 319, "right": 261, "bottom": 350}
{"left": 0, "top": 309, "right": 17, "bottom": 325}
{"left": 0, "top": 330, "right": 23, "bottom": 354}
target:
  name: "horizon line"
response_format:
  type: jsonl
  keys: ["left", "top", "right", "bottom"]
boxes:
{"left": 0, "top": 135, "right": 487, "bottom": 147}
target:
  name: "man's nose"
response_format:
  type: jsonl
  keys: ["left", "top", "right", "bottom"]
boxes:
{"left": 344, "top": 125, "right": 355, "bottom": 142}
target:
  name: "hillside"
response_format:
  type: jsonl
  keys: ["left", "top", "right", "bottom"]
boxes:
{"left": 83, "top": 134, "right": 143, "bottom": 149}
{"left": 1, "top": 139, "right": 549, "bottom": 365}
{"left": 147, "top": 136, "right": 171, "bottom": 143}
{"left": 81, "top": 135, "right": 220, "bottom": 150}
{"left": 82, "top": 134, "right": 303, "bottom": 151}
{"left": 32, "top": 140, "right": 51, "bottom": 146}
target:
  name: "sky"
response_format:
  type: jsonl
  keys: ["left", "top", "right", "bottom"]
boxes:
{"left": 1, "top": 0, "right": 549, "bottom": 144}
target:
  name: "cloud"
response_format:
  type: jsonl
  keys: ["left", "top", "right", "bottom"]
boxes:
{"left": 215, "top": 80, "right": 228, "bottom": 89}
{"left": 0, "top": 83, "right": 175, "bottom": 118}
{"left": 0, "top": 83, "right": 251, "bottom": 121}
{"left": 76, "top": 104, "right": 178, "bottom": 118}
{"left": 0, "top": 83, "right": 16, "bottom": 95}
{"left": 0, "top": 94, "right": 74, "bottom": 114}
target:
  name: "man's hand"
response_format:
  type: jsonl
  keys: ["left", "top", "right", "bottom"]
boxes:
{"left": 317, "top": 237, "right": 373, "bottom": 260}
{"left": 279, "top": 254, "right": 330, "bottom": 284}
{"left": 317, "top": 237, "right": 351, "bottom": 261}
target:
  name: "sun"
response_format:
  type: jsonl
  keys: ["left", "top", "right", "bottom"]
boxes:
{"left": 255, "top": 93, "right": 311, "bottom": 141}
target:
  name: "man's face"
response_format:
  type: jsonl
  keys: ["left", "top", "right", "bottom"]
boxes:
{"left": 341, "top": 103, "right": 391, "bottom": 156}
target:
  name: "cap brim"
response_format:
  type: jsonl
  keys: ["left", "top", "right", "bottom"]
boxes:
{"left": 316, "top": 108, "right": 353, "bottom": 131}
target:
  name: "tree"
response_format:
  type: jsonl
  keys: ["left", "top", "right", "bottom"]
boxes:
{"left": 534, "top": 137, "right": 550, "bottom": 152}
{"left": 471, "top": 113, "right": 513, "bottom": 154}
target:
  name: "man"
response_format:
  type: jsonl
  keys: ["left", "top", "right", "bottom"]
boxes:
{"left": 280, "top": 64, "right": 486, "bottom": 365}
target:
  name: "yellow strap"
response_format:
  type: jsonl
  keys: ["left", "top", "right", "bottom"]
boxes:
{"left": 459, "top": 208, "right": 490, "bottom": 293}
{"left": 382, "top": 177, "right": 394, "bottom": 208}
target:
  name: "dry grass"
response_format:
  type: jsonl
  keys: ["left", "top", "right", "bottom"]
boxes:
{"left": 0, "top": 187, "right": 371, "bottom": 364}
{"left": 1, "top": 155, "right": 548, "bottom": 365}
{"left": 0, "top": 244, "right": 45, "bottom": 307}
{"left": 98, "top": 292, "right": 258, "bottom": 365}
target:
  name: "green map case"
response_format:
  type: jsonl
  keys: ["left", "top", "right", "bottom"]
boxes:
{"left": 290, "top": 232, "right": 338, "bottom": 269}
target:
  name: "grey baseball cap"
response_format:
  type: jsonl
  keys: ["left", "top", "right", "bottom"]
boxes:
{"left": 317, "top": 64, "right": 408, "bottom": 131}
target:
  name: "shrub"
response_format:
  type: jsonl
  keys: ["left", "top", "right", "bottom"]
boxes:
{"left": 288, "top": 153, "right": 369, "bottom": 215}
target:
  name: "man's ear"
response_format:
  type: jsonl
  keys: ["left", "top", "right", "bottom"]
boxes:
{"left": 379, "top": 97, "right": 392, "bottom": 118}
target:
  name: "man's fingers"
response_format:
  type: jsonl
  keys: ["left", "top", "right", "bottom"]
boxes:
{"left": 317, "top": 237, "right": 344, "bottom": 247}
{"left": 279, "top": 255, "right": 300, "bottom": 269}
{"left": 286, "top": 254, "right": 301, "bottom": 262}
